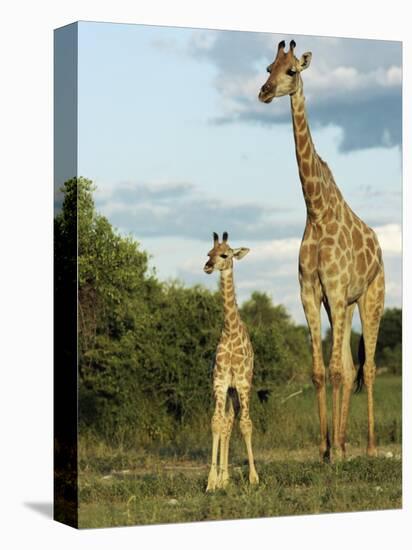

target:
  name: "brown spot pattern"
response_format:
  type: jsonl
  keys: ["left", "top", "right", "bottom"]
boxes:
{"left": 352, "top": 226, "right": 363, "bottom": 251}
{"left": 306, "top": 181, "right": 314, "bottom": 195}
{"left": 319, "top": 247, "right": 332, "bottom": 263}
{"left": 308, "top": 244, "right": 317, "bottom": 269}
{"left": 298, "top": 133, "right": 308, "bottom": 150}
{"left": 326, "top": 222, "right": 339, "bottom": 235}
{"left": 301, "top": 161, "right": 310, "bottom": 177}
{"left": 300, "top": 244, "right": 308, "bottom": 261}
{"left": 366, "top": 238, "right": 375, "bottom": 252}
{"left": 356, "top": 252, "right": 367, "bottom": 274}
{"left": 365, "top": 248, "right": 372, "bottom": 264}
{"left": 344, "top": 209, "right": 352, "bottom": 227}
{"left": 326, "top": 263, "right": 339, "bottom": 277}
{"left": 313, "top": 196, "right": 323, "bottom": 210}
{"left": 328, "top": 280, "right": 338, "bottom": 291}
{"left": 342, "top": 225, "right": 351, "bottom": 240}
{"left": 340, "top": 273, "right": 349, "bottom": 285}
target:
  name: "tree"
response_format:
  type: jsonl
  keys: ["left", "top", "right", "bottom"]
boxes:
{"left": 376, "top": 308, "right": 402, "bottom": 356}
{"left": 376, "top": 308, "right": 402, "bottom": 373}
{"left": 241, "top": 292, "right": 312, "bottom": 390}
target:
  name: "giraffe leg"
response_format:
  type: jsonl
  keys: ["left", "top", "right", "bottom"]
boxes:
{"left": 237, "top": 385, "right": 259, "bottom": 485}
{"left": 338, "top": 303, "right": 357, "bottom": 458}
{"left": 217, "top": 420, "right": 227, "bottom": 489}
{"left": 217, "top": 396, "right": 235, "bottom": 489}
{"left": 206, "top": 385, "right": 228, "bottom": 492}
{"left": 224, "top": 400, "right": 235, "bottom": 480}
{"left": 326, "top": 293, "right": 347, "bottom": 461}
{"left": 301, "top": 280, "right": 330, "bottom": 461}
{"left": 358, "top": 269, "right": 385, "bottom": 457}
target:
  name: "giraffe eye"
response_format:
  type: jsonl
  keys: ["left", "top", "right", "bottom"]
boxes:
{"left": 287, "top": 68, "right": 297, "bottom": 76}
{"left": 220, "top": 254, "right": 228, "bottom": 259}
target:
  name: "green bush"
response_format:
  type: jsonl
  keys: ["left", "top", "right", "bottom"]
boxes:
{"left": 379, "top": 344, "right": 402, "bottom": 375}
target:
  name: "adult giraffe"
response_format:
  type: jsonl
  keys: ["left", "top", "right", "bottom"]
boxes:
{"left": 258, "top": 39, "right": 385, "bottom": 461}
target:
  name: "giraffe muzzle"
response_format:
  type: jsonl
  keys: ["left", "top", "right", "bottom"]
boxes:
{"left": 204, "top": 262, "right": 214, "bottom": 274}
{"left": 258, "top": 83, "right": 275, "bottom": 103}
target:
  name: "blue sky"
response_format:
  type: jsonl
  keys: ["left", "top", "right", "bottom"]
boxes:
{"left": 76, "top": 21, "right": 402, "bottom": 326}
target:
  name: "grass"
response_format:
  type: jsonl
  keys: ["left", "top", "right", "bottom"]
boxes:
{"left": 78, "top": 375, "right": 402, "bottom": 528}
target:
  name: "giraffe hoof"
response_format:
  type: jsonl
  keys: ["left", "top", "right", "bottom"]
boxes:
{"left": 206, "top": 470, "right": 218, "bottom": 492}
{"left": 216, "top": 473, "right": 229, "bottom": 489}
{"left": 216, "top": 479, "right": 229, "bottom": 490}
{"left": 320, "top": 447, "right": 331, "bottom": 463}
{"left": 331, "top": 447, "right": 345, "bottom": 463}
{"left": 249, "top": 471, "right": 259, "bottom": 485}
{"left": 367, "top": 446, "right": 378, "bottom": 458}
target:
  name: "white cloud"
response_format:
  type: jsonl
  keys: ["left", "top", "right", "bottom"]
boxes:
{"left": 381, "top": 65, "right": 402, "bottom": 86}
{"left": 374, "top": 223, "right": 402, "bottom": 255}
{"left": 213, "top": 62, "right": 402, "bottom": 125}
{"left": 191, "top": 31, "right": 402, "bottom": 151}
{"left": 305, "top": 65, "right": 402, "bottom": 97}
{"left": 94, "top": 179, "right": 300, "bottom": 241}
{"left": 251, "top": 237, "right": 301, "bottom": 261}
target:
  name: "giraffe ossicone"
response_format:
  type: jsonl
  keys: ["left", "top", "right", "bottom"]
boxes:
{"left": 259, "top": 40, "right": 385, "bottom": 461}
{"left": 203, "top": 232, "right": 259, "bottom": 491}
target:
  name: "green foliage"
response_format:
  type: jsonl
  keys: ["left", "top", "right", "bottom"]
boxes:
{"left": 241, "top": 292, "right": 311, "bottom": 389}
{"left": 379, "top": 344, "right": 402, "bottom": 375}
{"left": 376, "top": 308, "right": 402, "bottom": 373}
{"left": 377, "top": 308, "right": 402, "bottom": 351}
{"left": 143, "top": 282, "right": 222, "bottom": 423}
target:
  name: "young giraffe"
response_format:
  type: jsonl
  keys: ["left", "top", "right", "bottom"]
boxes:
{"left": 258, "top": 40, "right": 385, "bottom": 461}
{"left": 203, "top": 231, "right": 259, "bottom": 491}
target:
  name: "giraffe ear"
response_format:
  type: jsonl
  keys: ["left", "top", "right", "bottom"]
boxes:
{"left": 233, "top": 247, "right": 250, "bottom": 260}
{"left": 297, "top": 51, "right": 312, "bottom": 71}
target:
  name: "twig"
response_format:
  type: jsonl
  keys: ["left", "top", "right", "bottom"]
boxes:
{"left": 280, "top": 389, "right": 303, "bottom": 404}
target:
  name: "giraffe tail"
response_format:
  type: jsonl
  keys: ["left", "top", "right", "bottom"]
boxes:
{"left": 227, "top": 387, "right": 240, "bottom": 417}
{"left": 355, "top": 334, "right": 365, "bottom": 393}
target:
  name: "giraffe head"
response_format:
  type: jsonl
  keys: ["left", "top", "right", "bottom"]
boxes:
{"left": 203, "top": 232, "right": 250, "bottom": 274}
{"left": 258, "top": 40, "right": 312, "bottom": 103}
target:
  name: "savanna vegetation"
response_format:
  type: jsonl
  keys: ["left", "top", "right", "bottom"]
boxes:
{"left": 55, "top": 178, "right": 402, "bottom": 527}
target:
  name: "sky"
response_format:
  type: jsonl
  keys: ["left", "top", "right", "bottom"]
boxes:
{"left": 74, "top": 21, "right": 402, "bottom": 328}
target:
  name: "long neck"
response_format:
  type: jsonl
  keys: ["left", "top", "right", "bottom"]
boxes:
{"left": 290, "top": 83, "right": 328, "bottom": 221}
{"left": 220, "top": 268, "right": 241, "bottom": 333}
